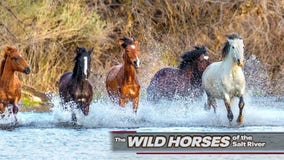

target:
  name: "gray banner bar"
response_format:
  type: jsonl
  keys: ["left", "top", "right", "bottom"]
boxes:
{"left": 111, "top": 131, "right": 284, "bottom": 152}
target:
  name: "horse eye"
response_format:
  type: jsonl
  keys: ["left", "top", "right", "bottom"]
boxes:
{"left": 12, "top": 57, "right": 19, "bottom": 61}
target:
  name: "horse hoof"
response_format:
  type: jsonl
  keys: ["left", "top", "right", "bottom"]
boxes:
{"left": 237, "top": 116, "right": 243, "bottom": 124}
{"left": 227, "top": 113, "right": 233, "bottom": 122}
{"left": 71, "top": 113, "right": 77, "bottom": 122}
{"left": 204, "top": 103, "right": 210, "bottom": 111}
{"left": 13, "top": 105, "right": 19, "bottom": 114}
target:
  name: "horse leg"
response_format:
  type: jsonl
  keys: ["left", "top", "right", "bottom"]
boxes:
{"left": 224, "top": 97, "right": 233, "bottom": 122}
{"left": 133, "top": 97, "right": 139, "bottom": 113}
{"left": 12, "top": 103, "right": 19, "bottom": 122}
{"left": 80, "top": 103, "right": 89, "bottom": 116}
{"left": 0, "top": 103, "right": 5, "bottom": 118}
{"left": 13, "top": 104, "right": 19, "bottom": 114}
{"left": 237, "top": 96, "right": 245, "bottom": 124}
{"left": 119, "top": 98, "right": 126, "bottom": 107}
{"left": 205, "top": 94, "right": 217, "bottom": 112}
{"left": 71, "top": 112, "right": 77, "bottom": 122}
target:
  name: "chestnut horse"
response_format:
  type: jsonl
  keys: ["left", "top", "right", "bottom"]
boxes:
{"left": 147, "top": 46, "right": 210, "bottom": 101}
{"left": 59, "top": 47, "right": 93, "bottom": 122}
{"left": 0, "top": 46, "right": 31, "bottom": 120}
{"left": 106, "top": 37, "right": 140, "bottom": 112}
{"left": 202, "top": 34, "right": 246, "bottom": 124}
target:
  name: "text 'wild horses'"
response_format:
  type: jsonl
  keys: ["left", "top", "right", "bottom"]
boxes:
{"left": 106, "top": 37, "right": 140, "bottom": 113}
{"left": 59, "top": 47, "right": 93, "bottom": 122}
{"left": 202, "top": 33, "right": 246, "bottom": 124}
{"left": 147, "top": 46, "right": 210, "bottom": 101}
{"left": 0, "top": 46, "right": 31, "bottom": 121}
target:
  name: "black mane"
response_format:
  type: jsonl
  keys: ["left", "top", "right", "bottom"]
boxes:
{"left": 222, "top": 33, "right": 242, "bottom": 58}
{"left": 120, "top": 37, "right": 134, "bottom": 48}
{"left": 178, "top": 45, "right": 207, "bottom": 70}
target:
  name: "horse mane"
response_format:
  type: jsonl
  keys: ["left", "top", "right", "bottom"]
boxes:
{"left": 222, "top": 33, "right": 242, "bottom": 58}
{"left": 0, "top": 46, "right": 10, "bottom": 77}
{"left": 0, "top": 59, "right": 6, "bottom": 76}
{"left": 120, "top": 37, "right": 134, "bottom": 48}
{"left": 178, "top": 45, "right": 207, "bottom": 70}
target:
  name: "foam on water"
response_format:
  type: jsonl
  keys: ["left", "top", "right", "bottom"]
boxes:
{"left": 41, "top": 93, "right": 284, "bottom": 129}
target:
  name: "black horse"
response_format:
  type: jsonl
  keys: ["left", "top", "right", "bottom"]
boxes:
{"left": 147, "top": 46, "right": 210, "bottom": 102}
{"left": 58, "top": 47, "right": 93, "bottom": 122}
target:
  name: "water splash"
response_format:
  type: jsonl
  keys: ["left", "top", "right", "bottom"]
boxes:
{"left": 0, "top": 105, "right": 17, "bottom": 128}
{"left": 46, "top": 93, "right": 284, "bottom": 129}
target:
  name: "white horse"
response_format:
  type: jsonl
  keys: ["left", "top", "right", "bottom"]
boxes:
{"left": 202, "top": 34, "right": 246, "bottom": 124}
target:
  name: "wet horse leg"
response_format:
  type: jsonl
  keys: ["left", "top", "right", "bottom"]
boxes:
{"left": 13, "top": 102, "right": 19, "bottom": 122}
{"left": 133, "top": 97, "right": 139, "bottom": 113}
{"left": 224, "top": 94, "right": 234, "bottom": 122}
{"left": 119, "top": 98, "right": 126, "bottom": 107}
{"left": 205, "top": 94, "right": 217, "bottom": 112}
{"left": 13, "top": 104, "right": 19, "bottom": 114}
{"left": 0, "top": 103, "right": 5, "bottom": 118}
{"left": 79, "top": 102, "right": 89, "bottom": 116}
{"left": 237, "top": 96, "right": 245, "bottom": 124}
{"left": 224, "top": 96, "right": 233, "bottom": 122}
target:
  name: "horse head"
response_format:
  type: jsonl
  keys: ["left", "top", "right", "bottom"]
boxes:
{"left": 179, "top": 45, "right": 210, "bottom": 73}
{"left": 1, "top": 46, "right": 31, "bottom": 74}
{"left": 74, "top": 47, "right": 93, "bottom": 80}
{"left": 222, "top": 34, "right": 244, "bottom": 67}
{"left": 119, "top": 37, "right": 140, "bottom": 69}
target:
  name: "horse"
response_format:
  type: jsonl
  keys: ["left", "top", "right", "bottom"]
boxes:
{"left": 106, "top": 37, "right": 140, "bottom": 113}
{"left": 0, "top": 45, "right": 31, "bottom": 121}
{"left": 147, "top": 46, "right": 210, "bottom": 101}
{"left": 202, "top": 33, "right": 246, "bottom": 124}
{"left": 58, "top": 47, "right": 93, "bottom": 122}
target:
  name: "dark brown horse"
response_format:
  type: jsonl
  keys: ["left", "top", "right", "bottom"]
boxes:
{"left": 59, "top": 47, "right": 93, "bottom": 122}
{"left": 0, "top": 45, "right": 31, "bottom": 120}
{"left": 106, "top": 37, "right": 140, "bottom": 112}
{"left": 147, "top": 46, "right": 210, "bottom": 101}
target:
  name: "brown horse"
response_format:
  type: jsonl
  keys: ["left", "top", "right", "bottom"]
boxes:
{"left": 0, "top": 45, "right": 31, "bottom": 120}
{"left": 147, "top": 46, "right": 210, "bottom": 101}
{"left": 59, "top": 47, "right": 93, "bottom": 122}
{"left": 106, "top": 37, "right": 140, "bottom": 112}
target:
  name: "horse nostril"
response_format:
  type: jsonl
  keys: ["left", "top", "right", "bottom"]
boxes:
{"left": 133, "top": 61, "right": 138, "bottom": 68}
{"left": 24, "top": 67, "right": 31, "bottom": 74}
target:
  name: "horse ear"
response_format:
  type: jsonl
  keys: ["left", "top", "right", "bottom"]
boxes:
{"left": 119, "top": 39, "right": 126, "bottom": 48}
{"left": 76, "top": 47, "right": 81, "bottom": 53}
{"left": 134, "top": 40, "right": 139, "bottom": 47}
{"left": 88, "top": 48, "right": 94, "bottom": 54}
{"left": 2, "top": 46, "right": 13, "bottom": 57}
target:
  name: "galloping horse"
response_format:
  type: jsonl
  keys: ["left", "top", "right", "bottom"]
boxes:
{"left": 147, "top": 46, "right": 210, "bottom": 101}
{"left": 0, "top": 45, "right": 31, "bottom": 120}
{"left": 106, "top": 37, "right": 140, "bottom": 112}
{"left": 202, "top": 34, "right": 246, "bottom": 124}
{"left": 59, "top": 47, "right": 93, "bottom": 122}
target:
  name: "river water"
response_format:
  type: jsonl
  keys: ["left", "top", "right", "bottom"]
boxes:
{"left": 0, "top": 95, "right": 283, "bottom": 160}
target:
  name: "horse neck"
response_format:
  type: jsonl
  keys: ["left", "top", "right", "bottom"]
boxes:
{"left": 72, "top": 63, "right": 85, "bottom": 82}
{"left": 122, "top": 61, "right": 137, "bottom": 83}
{"left": 0, "top": 60, "right": 16, "bottom": 86}
{"left": 191, "top": 66, "right": 203, "bottom": 87}
{"left": 180, "top": 67, "right": 193, "bottom": 81}
{"left": 222, "top": 54, "right": 240, "bottom": 73}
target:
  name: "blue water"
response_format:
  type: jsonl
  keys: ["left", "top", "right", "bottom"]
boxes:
{"left": 0, "top": 95, "right": 284, "bottom": 160}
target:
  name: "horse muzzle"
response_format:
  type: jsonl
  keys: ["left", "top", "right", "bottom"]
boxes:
{"left": 237, "top": 59, "right": 244, "bottom": 67}
{"left": 24, "top": 67, "right": 31, "bottom": 74}
{"left": 133, "top": 59, "right": 140, "bottom": 69}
